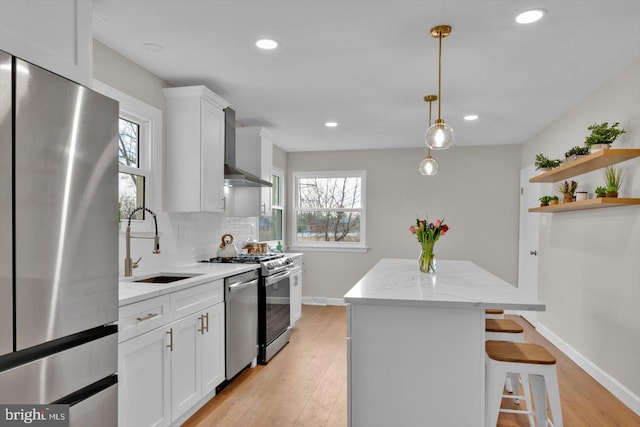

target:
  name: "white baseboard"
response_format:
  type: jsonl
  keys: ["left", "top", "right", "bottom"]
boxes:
{"left": 302, "top": 296, "right": 347, "bottom": 306}
{"left": 537, "top": 322, "right": 640, "bottom": 416}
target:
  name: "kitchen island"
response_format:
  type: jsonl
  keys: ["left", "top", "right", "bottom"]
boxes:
{"left": 344, "top": 259, "right": 545, "bottom": 427}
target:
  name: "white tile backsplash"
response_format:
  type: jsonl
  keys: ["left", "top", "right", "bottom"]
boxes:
{"left": 118, "top": 212, "right": 258, "bottom": 277}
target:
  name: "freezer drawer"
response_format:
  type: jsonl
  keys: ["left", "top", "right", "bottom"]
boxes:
{"left": 69, "top": 383, "right": 117, "bottom": 427}
{"left": 0, "top": 333, "right": 117, "bottom": 404}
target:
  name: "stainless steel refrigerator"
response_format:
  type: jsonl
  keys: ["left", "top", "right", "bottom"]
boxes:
{"left": 0, "top": 50, "right": 119, "bottom": 426}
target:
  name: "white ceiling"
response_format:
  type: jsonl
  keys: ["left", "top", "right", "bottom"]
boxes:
{"left": 93, "top": 0, "right": 640, "bottom": 153}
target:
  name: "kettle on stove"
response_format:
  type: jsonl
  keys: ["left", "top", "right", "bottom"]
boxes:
{"left": 217, "top": 233, "right": 238, "bottom": 258}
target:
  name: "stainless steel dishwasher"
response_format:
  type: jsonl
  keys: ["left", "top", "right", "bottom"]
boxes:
{"left": 224, "top": 269, "right": 259, "bottom": 380}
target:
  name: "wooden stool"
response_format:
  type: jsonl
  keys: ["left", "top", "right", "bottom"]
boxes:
{"left": 485, "top": 319, "right": 524, "bottom": 342}
{"left": 485, "top": 318, "right": 528, "bottom": 416}
{"left": 485, "top": 309, "right": 504, "bottom": 319}
{"left": 485, "top": 340, "right": 563, "bottom": 427}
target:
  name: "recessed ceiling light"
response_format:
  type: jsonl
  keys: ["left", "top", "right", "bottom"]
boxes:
{"left": 516, "top": 9, "right": 546, "bottom": 24}
{"left": 256, "top": 39, "right": 279, "bottom": 50}
{"left": 143, "top": 43, "right": 164, "bottom": 53}
{"left": 464, "top": 115, "right": 479, "bottom": 121}
{"left": 325, "top": 122, "right": 338, "bottom": 128}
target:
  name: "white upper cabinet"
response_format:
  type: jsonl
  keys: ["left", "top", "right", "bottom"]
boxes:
{"left": 232, "top": 127, "right": 274, "bottom": 217}
{"left": 163, "top": 86, "right": 229, "bottom": 213}
{"left": 0, "top": 0, "right": 92, "bottom": 87}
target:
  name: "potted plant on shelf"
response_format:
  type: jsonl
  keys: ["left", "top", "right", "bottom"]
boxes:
{"left": 549, "top": 195, "right": 559, "bottom": 205}
{"left": 595, "top": 186, "right": 606, "bottom": 198}
{"left": 557, "top": 180, "right": 578, "bottom": 203}
{"left": 539, "top": 195, "right": 551, "bottom": 207}
{"left": 584, "top": 122, "right": 626, "bottom": 153}
{"left": 603, "top": 165, "right": 623, "bottom": 198}
{"left": 564, "top": 145, "right": 590, "bottom": 163}
{"left": 534, "top": 153, "right": 562, "bottom": 172}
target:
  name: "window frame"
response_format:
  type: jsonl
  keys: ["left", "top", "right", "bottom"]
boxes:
{"left": 259, "top": 167, "right": 285, "bottom": 246}
{"left": 291, "top": 170, "right": 367, "bottom": 252}
{"left": 93, "top": 80, "right": 162, "bottom": 232}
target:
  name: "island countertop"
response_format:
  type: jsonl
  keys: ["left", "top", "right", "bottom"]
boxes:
{"left": 344, "top": 258, "right": 545, "bottom": 311}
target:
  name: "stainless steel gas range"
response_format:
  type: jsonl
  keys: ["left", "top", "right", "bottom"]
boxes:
{"left": 207, "top": 254, "right": 295, "bottom": 367}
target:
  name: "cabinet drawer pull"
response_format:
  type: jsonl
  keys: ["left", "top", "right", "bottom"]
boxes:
{"left": 198, "top": 315, "right": 204, "bottom": 334}
{"left": 166, "top": 328, "right": 173, "bottom": 351}
{"left": 136, "top": 312, "right": 158, "bottom": 322}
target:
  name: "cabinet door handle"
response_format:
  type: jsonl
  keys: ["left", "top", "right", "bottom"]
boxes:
{"left": 198, "top": 315, "right": 204, "bottom": 334}
{"left": 136, "top": 312, "right": 158, "bottom": 322}
{"left": 204, "top": 312, "right": 209, "bottom": 333}
{"left": 166, "top": 328, "right": 173, "bottom": 351}
{"left": 221, "top": 197, "right": 226, "bottom": 212}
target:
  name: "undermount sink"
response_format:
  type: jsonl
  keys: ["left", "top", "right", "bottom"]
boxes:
{"left": 132, "top": 273, "right": 202, "bottom": 284}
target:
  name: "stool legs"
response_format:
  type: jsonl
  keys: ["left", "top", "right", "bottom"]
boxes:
{"left": 485, "top": 359, "right": 563, "bottom": 427}
{"left": 530, "top": 374, "right": 546, "bottom": 427}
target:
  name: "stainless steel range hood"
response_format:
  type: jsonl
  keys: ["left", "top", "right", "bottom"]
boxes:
{"left": 224, "top": 108, "right": 272, "bottom": 188}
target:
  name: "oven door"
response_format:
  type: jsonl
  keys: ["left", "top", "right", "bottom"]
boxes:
{"left": 259, "top": 268, "right": 293, "bottom": 363}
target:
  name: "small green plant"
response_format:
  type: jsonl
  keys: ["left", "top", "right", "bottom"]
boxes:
{"left": 595, "top": 186, "right": 607, "bottom": 196}
{"left": 535, "top": 153, "right": 562, "bottom": 170}
{"left": 549, "top": 195, "right": 559, "bottom": 202}
{"left": 557, "top": 180, "right": 578, "bottom": 195}
{"left": 584, "top": 122, "right": 626, "bottom": 147}
{"left": 603, "top": 166, "right": 623, "bottom": 192}
{"left": 564, "top": 145, "right": 589, "bottom": 157}
{"left": 539, "top": 195, "right": 552, "bottom": 206}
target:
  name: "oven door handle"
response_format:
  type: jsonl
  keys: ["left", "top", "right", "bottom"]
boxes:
{"left": 265, "top": 269, "right": 294, "bottom": 286}
{"left": 228, "top": 278, "right": 258, "bottom": 292}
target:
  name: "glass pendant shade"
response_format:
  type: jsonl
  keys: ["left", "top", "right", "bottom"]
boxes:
{"left": 425, "top": 120, "right": 454, "bottom": 150}
{"left": 419, "top": 156, "right": 438, "bottom": 176}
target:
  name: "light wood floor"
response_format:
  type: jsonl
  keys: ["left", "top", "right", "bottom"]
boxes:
{"left": 182, "top": 306, "right": 640, "bottom": 427}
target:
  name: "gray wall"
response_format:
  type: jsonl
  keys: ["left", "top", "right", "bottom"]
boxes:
{"left": 287, "top": 145, "right": 522, "bottom": 300}
{"left": 93, "top": 40, "right": 171, "bottom": 110}
{"left": 521, "top": 59, "right": 640, "bottom": 399}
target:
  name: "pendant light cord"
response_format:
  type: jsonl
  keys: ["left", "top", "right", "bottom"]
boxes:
{"left": 437, "top": 31, "right": 442, "bottom": 121}
{"left": 428, "top": 99, "right": 433, "bottom": 157}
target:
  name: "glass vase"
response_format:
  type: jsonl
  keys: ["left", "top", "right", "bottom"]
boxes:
{"left": 419, "top": 243, "right": 436, "bottom": 273}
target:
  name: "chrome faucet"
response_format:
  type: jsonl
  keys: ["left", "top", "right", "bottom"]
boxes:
{"left": 124, "top": 207, "right": 160, "bottom": 277}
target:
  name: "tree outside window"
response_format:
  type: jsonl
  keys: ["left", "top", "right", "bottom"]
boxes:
{"left": 118, "top": 117, "right": 147, "bottom": 221}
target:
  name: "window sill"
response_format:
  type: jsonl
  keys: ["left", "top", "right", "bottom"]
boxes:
{"left": 288, "top": 245, "right": 368, "bottom": 253}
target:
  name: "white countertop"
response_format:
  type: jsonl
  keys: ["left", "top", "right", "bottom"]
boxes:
{"left": 119, "top": 263, "right": 259, "bottom": 306}
{"left": 344, "top": 258, "right": 545, "bottom": 311}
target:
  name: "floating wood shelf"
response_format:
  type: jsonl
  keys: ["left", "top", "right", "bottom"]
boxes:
{"left": 528, "top": 198, "right": 640, "bottom": 213}
{"left": 530, "top": 149, "right": 640, "bottom": 183}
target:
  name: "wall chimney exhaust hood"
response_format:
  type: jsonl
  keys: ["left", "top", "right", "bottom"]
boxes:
{"left": 223, "top": 108, "right": 272, "bottom": 188}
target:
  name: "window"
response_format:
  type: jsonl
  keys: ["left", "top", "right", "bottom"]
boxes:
{"left": 292, "top": 171, "right": 366, "bottom": 251}
{"left": 118, "top": 116, "right": 149, "bottom": 220}
{"left": 93, "top": 80, "right": 161, "bottom": 228}
{"left": 259, "top": 168, "right": 284, "bottom": 244}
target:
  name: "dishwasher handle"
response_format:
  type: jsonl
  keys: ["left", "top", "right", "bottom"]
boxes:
{"left": 228, "top": 278, "right": 258, "bottom": 292}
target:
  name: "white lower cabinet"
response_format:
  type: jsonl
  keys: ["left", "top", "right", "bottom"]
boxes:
{"left": 290, "top": 269, "right": 302, "bottom": 326}
{"left": 118, "top": 281, "right": 225, "bottom": 427}
{"left": 170, "top": 303, "right": 224, "bottom": 422}
{"left": 119, "top": 326, "right": 171, "bottom": 427}
{"left": 290, "top": 256, "right": 303, "bottom": 326}
{"left": 201, "top": 303, "right": 225, "bottom": 395}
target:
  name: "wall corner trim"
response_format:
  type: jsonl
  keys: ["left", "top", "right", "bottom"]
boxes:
{"left": 537, "top": 322, "right": 640, "bottom": 416}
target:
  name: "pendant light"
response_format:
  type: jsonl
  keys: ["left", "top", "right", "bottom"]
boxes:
{"left": 419, "top": 95, "right": 439, "bottom": 176}
{"left": 425, "top": 25, "right": 454, "bottom": 150}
